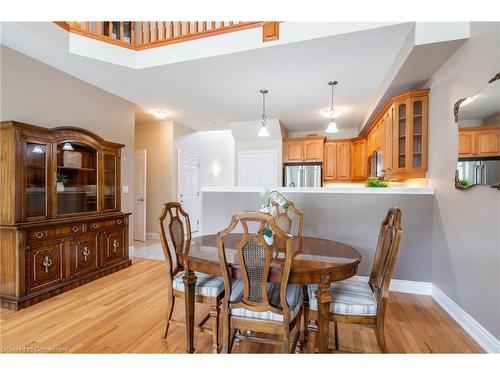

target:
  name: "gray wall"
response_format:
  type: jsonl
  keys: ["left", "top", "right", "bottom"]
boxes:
{"left": 426, "top": 22, "right": 500, "bottom": 339}
{"left": 1, "top": 46, "right": 136, "bottom": 241}
{"left": 202, "top": 191, "right": 433, "bottom": 281}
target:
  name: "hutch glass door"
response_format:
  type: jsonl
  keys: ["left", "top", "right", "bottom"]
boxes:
{"left": 25, "top": 142, "right": 48, "bottom": 218}
{"left": 103, "top": 154, "right": 117, "bottom": 210}
{"left": 56, "top": 142, "right": 97, "bottom": 215}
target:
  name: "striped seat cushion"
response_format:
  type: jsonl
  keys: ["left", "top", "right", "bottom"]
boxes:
{"left": 308, "top": 279, "right": 377, "bottom": 316}
{"left": 172, "top": 271, "right": 224, "bottom": 298}
{"left": 229, "top": 280, "right": 303, "bottom": 322}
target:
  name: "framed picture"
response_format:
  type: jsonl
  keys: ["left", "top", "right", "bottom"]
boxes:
{"left": 63, "top": 151, "right": 82, "bottom": 168}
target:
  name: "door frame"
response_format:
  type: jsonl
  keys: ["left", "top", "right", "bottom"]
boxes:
{"left": 237, "top": 149, "right": 277, "bottom": 187}
{"left": 177, "top": 149, "right": 201, "bottom": 231}
{"left": 133, "top": 149, "right": 147, "bottom": 242}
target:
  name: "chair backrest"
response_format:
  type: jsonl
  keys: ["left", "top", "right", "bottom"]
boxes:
{"left": 369, "top": 207, "right": 402, "bottom": 303}
{"left": 217, "top": 212, "right": 293, "bottom": 320}
{"left": 157, "top": 202, "right": 192, "bottom": 279}
{"left": 272, "top": 199, "right": 304, "bottom": 237}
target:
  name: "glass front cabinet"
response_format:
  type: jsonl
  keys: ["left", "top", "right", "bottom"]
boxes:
{"left": 0, "top": 121, "right": 130, "bottom": 310}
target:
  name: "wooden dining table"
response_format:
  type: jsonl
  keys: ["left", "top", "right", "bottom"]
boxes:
{"left": 179, "top": 233, "right": 362, "bottom": 353}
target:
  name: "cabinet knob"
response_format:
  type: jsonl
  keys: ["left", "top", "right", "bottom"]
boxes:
{"left": 92, "top": 223, "right": 98, "bottom": 229}
{"left": 42, "top": 256, "right": 53, "bottom": 273}
{"left": 112, "top": 239, "right": 119, "bottom": 250}
{"left": 35, "top": 232, "right": 43, "bottom": 239}
{"left": 72, "top": 226, "right": 79, "bottom": 233}
{"left": 116, "top": 219, "right": 122, "bottom": 225}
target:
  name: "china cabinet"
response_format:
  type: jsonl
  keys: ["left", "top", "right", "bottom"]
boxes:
{"left": 0, "top": 121, "right": 130, "bottom": 310}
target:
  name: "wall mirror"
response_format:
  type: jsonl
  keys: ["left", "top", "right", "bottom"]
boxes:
{"left": 454, "top": 73, "right": 500, "bottom": 190}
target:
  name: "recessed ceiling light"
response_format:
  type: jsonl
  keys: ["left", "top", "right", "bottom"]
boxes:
{"left": 151, "top": 109, "right": 169, "bottom": 119}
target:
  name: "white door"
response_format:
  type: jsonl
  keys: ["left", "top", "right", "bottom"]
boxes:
{"left": 238, "top": 150, "right": 277, "bottom": 187}
{"left": 178, "top": 150, "right": 201, "bottom": 232}
{"left": 134, "top": 149, "right": 147, "bottom": 242}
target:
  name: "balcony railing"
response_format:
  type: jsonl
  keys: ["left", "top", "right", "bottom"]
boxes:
{"left": 56, "top": 21, "right": 280, "bottom": 50}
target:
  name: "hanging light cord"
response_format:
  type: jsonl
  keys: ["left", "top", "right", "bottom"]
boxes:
{"left": 261, "top": 91, "right": 267, "bottom": 127}
{"left": 330, "top": 83, "right": 335, "bottom": 121}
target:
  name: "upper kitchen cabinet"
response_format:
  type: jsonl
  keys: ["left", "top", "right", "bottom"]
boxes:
{"left": 351, "top": 138, "right": 367, "bottom": 181}
{"left": 458, "top": 126, "right": 500, "bottom": 157}
{"left": 283, "top": 136, "right": 325, "bottom": 163}
{"left": 362, "top": 89, "right": 429, "bottom": 179}
{"left": 324, "top": 140, "right": 351, "bottom": 181}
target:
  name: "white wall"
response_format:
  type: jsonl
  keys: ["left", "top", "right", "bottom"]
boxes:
{"left": 173, "top": 124, "right": 235, "bottom": 199}
{"left": 426, "top": 22, "right": 500, "bottom": 340}
{"left": 0, "top": 46, "right": 136, "bottom": 241}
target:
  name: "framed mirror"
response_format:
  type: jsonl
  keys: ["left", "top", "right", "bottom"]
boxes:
{"left": 454, "top": 73, "right": 500, "bottom": 190}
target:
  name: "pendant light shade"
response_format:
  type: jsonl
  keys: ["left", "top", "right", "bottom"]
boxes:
{"left": 62, "top": 142, "right": 74, "bottom": 151}
{"left": 326, "top": 120, "right": 339, "bottom": 133}
{"left": 325, "top": 80, "right": 340, "bottom": 133}
{"left": 258, "top": 89, "right": 270, "bottom": 137}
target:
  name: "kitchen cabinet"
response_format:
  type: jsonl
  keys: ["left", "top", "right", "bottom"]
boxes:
{"left": 283, "top": 136, "right": 325, "bottom": 163}
{"left": 381, "top": 105, "right": 394, "bottom": 174}
{"left": 351, "top": 138, "right": 367, "bottom": 181}
{"left": 458, "top": 126, "right": 500, "bottom": 157}
{"left": 324, "top": 140, "right": 351, "bottom": 181}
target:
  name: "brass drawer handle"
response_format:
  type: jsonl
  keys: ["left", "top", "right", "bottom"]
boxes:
{"left": 42, "top": 256, "right": 53, "bottom": 273}
{"left": 35, "top": 232, "right": 43, "bottom": 239}
{"left": 112, "top": 239, "right": 119, "bottom": 250}
{"left": 72, "top": 226, "right": 79, "bottom": 232}
{"left": 82, "top": 246, "right": 91, "bottom": 261}
{"left": 116, "top": 219, "right": 122, "bottom": 225}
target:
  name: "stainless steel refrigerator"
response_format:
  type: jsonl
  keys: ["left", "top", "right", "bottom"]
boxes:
{"left": 283, "top": 163, "right": 322, "bottom": 187}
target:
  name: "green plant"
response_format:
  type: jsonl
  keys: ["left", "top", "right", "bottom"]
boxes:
{"left": 365, "top": 178, "right": 389, "bottom": 188}
{"left": 459, "top": 179, "right": 472, "bottom": 188}
{"left": 56, "top": 173, "right": 69, "bottom": 184}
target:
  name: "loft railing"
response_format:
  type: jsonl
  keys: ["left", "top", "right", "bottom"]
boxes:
{"left": 56, "top": 21, "right": 279, "bottom": 50}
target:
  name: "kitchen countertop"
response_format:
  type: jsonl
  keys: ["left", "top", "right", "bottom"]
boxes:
{"left": 201, "top": 186, "right": 434, "bottom": 195}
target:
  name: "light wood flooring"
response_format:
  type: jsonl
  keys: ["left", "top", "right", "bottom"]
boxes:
{"left": 0, "top": 258, "right": 483, "bottom": 354}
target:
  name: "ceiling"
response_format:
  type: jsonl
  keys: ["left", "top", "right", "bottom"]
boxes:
{"left": 2, "top": 22, "right": 417, "bottom": 132}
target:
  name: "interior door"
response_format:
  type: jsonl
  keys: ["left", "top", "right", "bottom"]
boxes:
{"left": 134, "top": 149, "right": 147, "bottom": 242}
{"left": 178, "top": 150, "right": 201, "bottom": 233}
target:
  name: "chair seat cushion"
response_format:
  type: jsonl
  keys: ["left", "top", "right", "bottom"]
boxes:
{"left": 172, "top": 271, "right": 224, "bottom": 298}
{"left": 229, "top": 280, "right": 303, "bottom": 322}
{"left": 308, "top": 279, "right": 377, "bottom": 316}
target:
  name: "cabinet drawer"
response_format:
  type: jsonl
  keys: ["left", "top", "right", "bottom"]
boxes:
{"left": 102, "top": 229, "right": 125, "bottom": 267}
{"left": 25, "top": 239, "right": 65, "bottom": 292}
{"left": 88, "top": 218, "right": 125, "bottom": 231}
{"left": 27, "top": 223, "right": 85, "bottom": 242}
{"left": 69, "top": 233, "right": 99, "bottom": 278}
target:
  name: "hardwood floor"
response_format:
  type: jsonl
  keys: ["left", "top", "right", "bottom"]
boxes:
{"left": 0, "top": 258, "right": 483, "bottom": 354}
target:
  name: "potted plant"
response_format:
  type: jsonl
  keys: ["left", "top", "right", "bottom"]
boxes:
{"left": 259, "top": 189, "right": 289, "bottom": 245}
{"left": 56, "top": 173, "right": 69, "bottom": 192}
{"left": 458, "top": 179, "right": 472, "bottom": 189}
{"left": 365, "top": 177, "right": 390, "bottom": 188}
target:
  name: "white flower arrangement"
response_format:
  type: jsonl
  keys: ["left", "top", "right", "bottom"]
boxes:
{"left": 259, "top": 189, "right": 289, "bottom": 245}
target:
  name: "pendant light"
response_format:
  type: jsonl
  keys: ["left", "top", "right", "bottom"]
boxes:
{"left": 258, "top": 89, "right": 270, "bottom": 137}
{"left": 326, "top": 81, "right": 339, "bottom": 134}
{"left": 62, "top": 142, "right": 74, "bottom": 151}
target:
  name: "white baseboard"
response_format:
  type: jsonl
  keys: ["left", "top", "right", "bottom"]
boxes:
{"left": 350, "top": 275, "right": 432, "bottom": 295}
{"left": 146, "top": 232, "right": 159, "bottom": 240}
{"left": 349, "top": 275, "right": 498, "bottom": 352}
{"left": 432, "top": 286, "right": 500, "bottom": 353}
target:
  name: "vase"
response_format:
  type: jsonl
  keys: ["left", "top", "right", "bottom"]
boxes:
{"left": 264, "top": 234, "right": 274, "bottom": 246}
{"left": 57, "top": 182, "right": 65, "bottom": 192}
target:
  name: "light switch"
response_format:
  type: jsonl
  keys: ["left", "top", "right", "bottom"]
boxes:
{"left": 122, "top": 185, "right": 129, "bottom": 194}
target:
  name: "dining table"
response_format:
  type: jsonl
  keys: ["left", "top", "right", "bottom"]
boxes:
{"left": 179, "top": 233, "right": 362, "bottom": 353}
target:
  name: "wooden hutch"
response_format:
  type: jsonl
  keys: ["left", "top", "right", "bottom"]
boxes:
{"left": 0, "top": 121, "right": 131, "bottom": 310}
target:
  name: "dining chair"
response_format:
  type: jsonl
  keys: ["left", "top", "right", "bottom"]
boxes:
{"left": 158, "top": 202, "right": 225, "bottom": 353}
{"left": 272, "top": 199, "right": 309, "bottom": 343}
{"left": 217, "top": 211, "right": 303, "bottom": 353}
{"left": 307, "top": 207, "right": 402, "bottom": 353}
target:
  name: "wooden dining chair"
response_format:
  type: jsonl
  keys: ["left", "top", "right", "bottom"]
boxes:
{"left": 307, "top": 207, "right": 402, "bottom": 353}
{"left": 217, "top": 211, "right": 303, "bottom": 353}
{"left": 158, "top": 202, "right": 225, "bottom": 353}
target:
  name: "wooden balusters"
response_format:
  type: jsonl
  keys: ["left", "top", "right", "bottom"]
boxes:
{"left": 146, "top": 21, "right": 151, "bottom": 43}
{"left": 161, "top": 22, "right": 166, "bottom": 40}
{"left": 154, "top": 22, "right": 159, "bottom": 41}
{"left": 130, "top": 22, "right": 135, "bottom": 46}
{"left": 120, "top": 22, "right": 124, "bottom": 41}
{"left": 202, "top": 21, "right": 207, "bottom": 31}
{"left": 169, "top": 22, "right": 174, "bottom": 39}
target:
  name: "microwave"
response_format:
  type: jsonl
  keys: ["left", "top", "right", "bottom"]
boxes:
{"left": 368, "top": 151, "right": 383, "bottom": 178}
